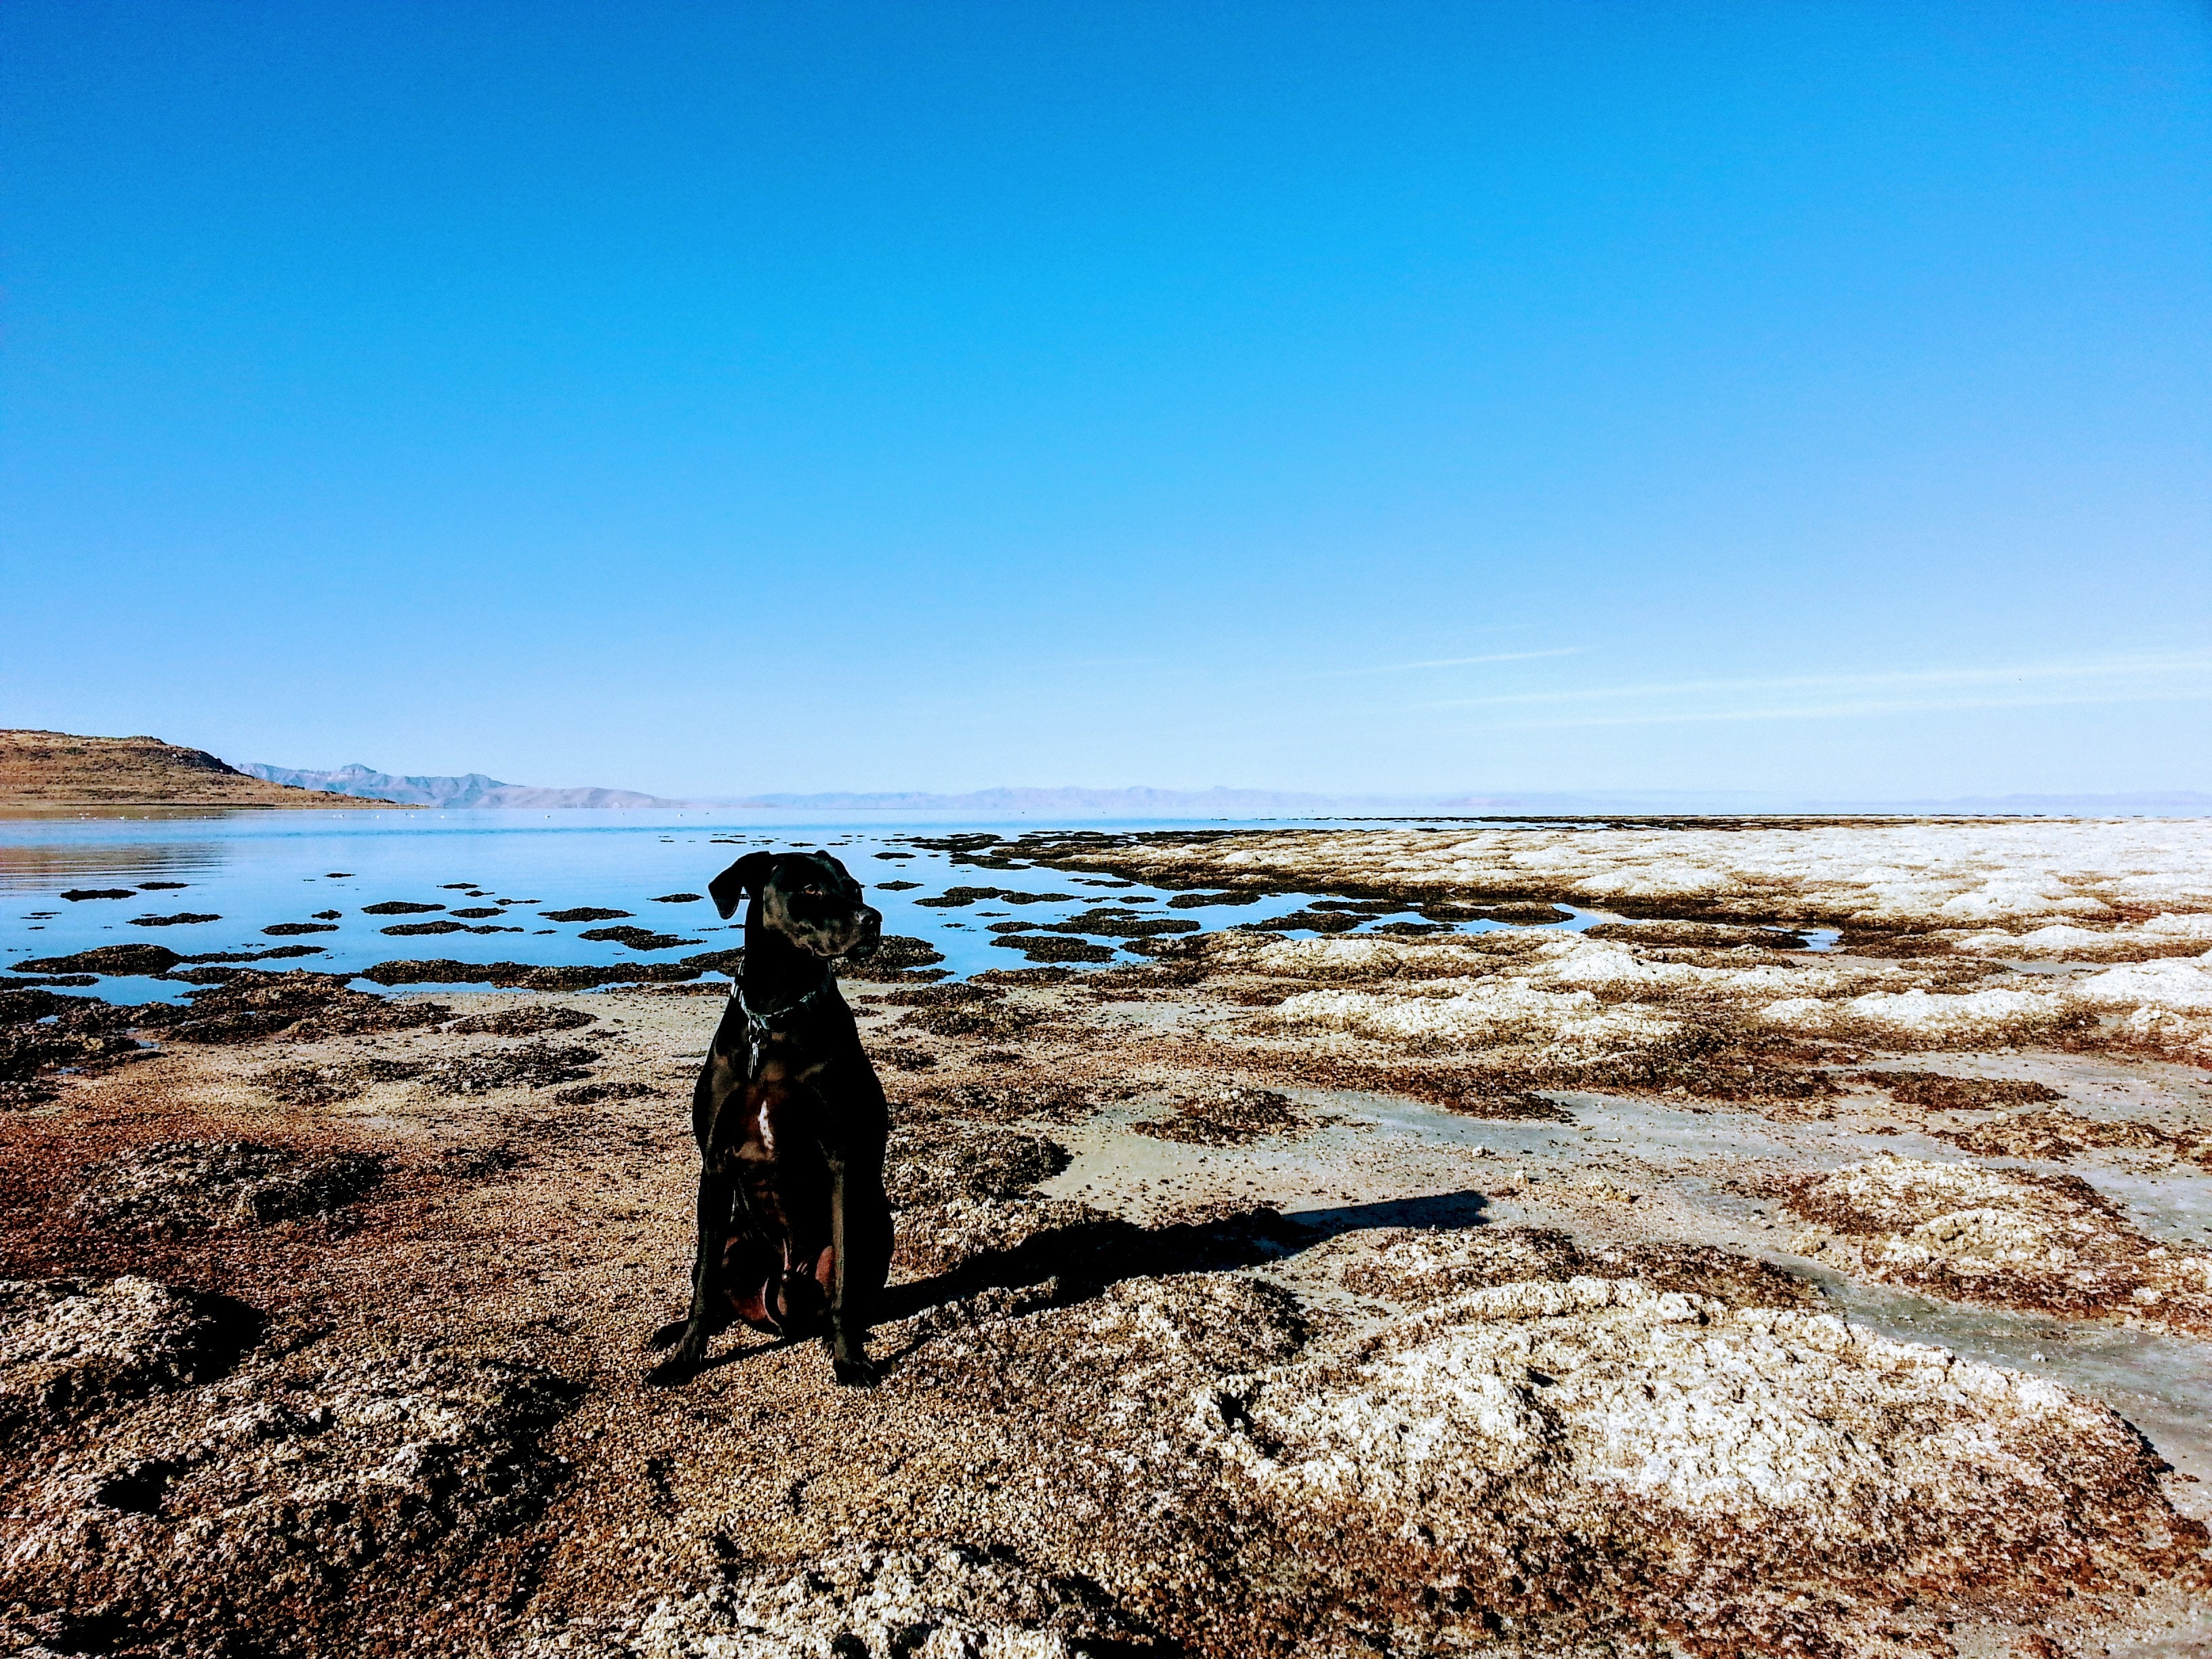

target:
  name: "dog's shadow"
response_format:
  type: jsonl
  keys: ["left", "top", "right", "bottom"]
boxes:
{"left": 887, "top": 1186, "right": 1492, "bottom": 1322}
{"left": 646, "top": 1189, "right": 1492, "bottom": 1386}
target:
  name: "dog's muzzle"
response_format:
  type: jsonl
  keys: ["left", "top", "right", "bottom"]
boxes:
{"left": 838, "top": 907, "right": 884, "bottom": 960}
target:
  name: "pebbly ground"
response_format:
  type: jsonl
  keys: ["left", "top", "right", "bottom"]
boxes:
{"left": 5, "top": 823, "right": 2212, "bottom": 1658}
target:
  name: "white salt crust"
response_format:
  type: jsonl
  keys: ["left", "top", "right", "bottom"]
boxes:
{"left": 1231, "top": 905, "right": 2212, "bottom": 1055}
{"left": 1954, "top": 914, "right": 2212, "bottom": 959}
{"left": 1117, "top": 820, "right": 2212, "bottom": 930}
{"left": 1782, "top": 1155, "right": 2212, "bottom": 1332}
{"left": 1191, "top": 1273, "right": 2145, "bottom": 1540}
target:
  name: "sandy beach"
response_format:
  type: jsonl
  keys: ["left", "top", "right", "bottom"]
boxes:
{"left": 6, "top": 819, "right": 2212, "bottom": 1657}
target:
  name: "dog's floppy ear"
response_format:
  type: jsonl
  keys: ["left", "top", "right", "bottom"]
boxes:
{"left": 708, "top": 852, "right": 777, "bottom": 920}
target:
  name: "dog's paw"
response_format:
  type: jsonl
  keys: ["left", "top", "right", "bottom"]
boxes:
{"left": 832, "top": 1354, "right": 880, "bottom": 1389}
{"left": 646, "top": 1319, "right": 709, "bottom": 1383}
{"left": 645, "top": 1351, "right": 703, "bottom": 1388}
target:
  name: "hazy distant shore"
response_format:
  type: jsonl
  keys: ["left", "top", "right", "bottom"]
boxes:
{"left": 242, "top": 761, "right": 681, "bottom": 810}
{"left": 15, "top": 726, "right": 2193, "bottom": 819}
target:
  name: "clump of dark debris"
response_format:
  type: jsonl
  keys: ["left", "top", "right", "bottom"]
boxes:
{"left": 1583, "top": 920, "right": 1803, "bottom": 949}
{"left": 162, "top": 972, "right": 449, "bottom": 1044}
{"left": 446, "top": 1005, "right": 598, "bottom": 1037}
{"left": 72, "top": 1141, "right": 385, "bottom": 1236}
{"left": 875, "top": 983, "right": 1001, "bottom": 1008}
{"left": 438, "top": 1143, "right": 524, "bottom": 1179}
{"left": 256, "top": 1054, "right": 428, "bottom": 1105}
{"left": 361, "top": 959, "right": 703, "bottom": 991}
{"left": 895, "top": 989, "right": 1042, "bottom": 1042}
{"left": 576, "top": 925, "right": 699, "bottom": 952}
{"left": 900, "top": 1077, "right": 1107, "bottom": 1126}
{"left": 0, "top": 993, "right": 84, "bottom": 1024}
{"left": 12, "top": 943, "right": 184, "bottom": 976}
{"left": 876, "top": 1044, "right": 939, "bottom": 1071}
{"left": 1932, "top": 1107, "right": 2209, "bottom": 1165}
{"left": 417, "top": 1041, "right": 601, "bottom": 1096}
{"left": 550, "top": 1080, "right": 657, "bottom": 1107}
{"left": 972, "top": 966, "right": 1078, "bottom": 987}
{"left": 1858, "top": 1070, "right": 2065, "bottom": 1110}
{"left": 177, "top": 945, "right": 329, "bottom": 967}
{"left": 1442, "top": 1088, "right": 1581, "bottom": 1122}
{"left": 1045, "top": 907, "right": 1200, "bottom": 940}
{"left": 915, "top": 886, "right": 1076, "bottom": 909}
{"left": 1131, "top": 1086, "right": 1309, "bottom": 1147}
{"left": 1240, "top": 907, "right": 1359, "bottom": 934}
{"left": 1, "top": 992, "right": 151, "bottom": 1088}
{"left": 885, "top": 1124, "right": 1070, "bottom": 1208}
{"left": 991, "top": 934, "right": 1114, "bottom": 964}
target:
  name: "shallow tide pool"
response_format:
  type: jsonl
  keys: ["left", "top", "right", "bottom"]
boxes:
{"left": 0, "top": 807, "right": 1715, "bottom": 1002}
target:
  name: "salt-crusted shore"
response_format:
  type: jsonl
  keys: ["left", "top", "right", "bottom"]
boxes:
{"left": 1023, "top": 818, "right": 2212, "bottom": 1063}
{"left": 1068, "top": 819, "right": 2212, "bottom": 930}
{"left": 5, "top": 819, "right": 2212, "bottom": 1657}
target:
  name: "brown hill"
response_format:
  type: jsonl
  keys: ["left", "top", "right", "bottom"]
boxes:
{"left": 0, "top": 730, "right": 414, "bottom": 809}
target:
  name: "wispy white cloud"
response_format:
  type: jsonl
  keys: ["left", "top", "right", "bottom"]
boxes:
{"left": 1492, "top": 686, "right": 2212, "bottom": 731}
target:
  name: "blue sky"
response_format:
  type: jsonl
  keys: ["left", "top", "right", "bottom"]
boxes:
{"left": 4, "top": 1, "right": 2208, "bottom": 800}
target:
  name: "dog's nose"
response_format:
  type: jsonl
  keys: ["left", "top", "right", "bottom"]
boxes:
{"left": 848, "top": 907, "right": 884, "bottom": 958}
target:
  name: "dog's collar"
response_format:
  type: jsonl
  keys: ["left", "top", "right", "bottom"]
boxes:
{"left": 735, "top": 974, "right": 834, "bottom": 1062}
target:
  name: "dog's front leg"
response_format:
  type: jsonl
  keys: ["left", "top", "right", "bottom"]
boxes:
{"left": 825, "top": 1153, "right": 888, "bottom": 1387}
{"left": 651, "top": 1162, "right": 735, "bottom": 1379}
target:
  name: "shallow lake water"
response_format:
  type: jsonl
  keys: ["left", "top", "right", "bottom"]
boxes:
{"left": 0, "top": 807, "right": 1729, "bottom": 1002}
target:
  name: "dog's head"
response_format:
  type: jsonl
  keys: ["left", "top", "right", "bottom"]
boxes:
{"left": 708, "top": 850, "right": 882, "bottom": 961}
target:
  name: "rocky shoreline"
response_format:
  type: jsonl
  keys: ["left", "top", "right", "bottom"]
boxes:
{"left": 5, "top": 821, "right": 2211, "bottom": 1656}
{"left": 0, "top": 731, "right": 408, "bottom": 811}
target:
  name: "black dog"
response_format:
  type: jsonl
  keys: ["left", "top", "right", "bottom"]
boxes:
{"left": 649, "top": 849, "right": 891, "bottom": 1386}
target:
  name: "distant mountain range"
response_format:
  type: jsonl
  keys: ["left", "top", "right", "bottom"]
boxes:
{"left": 230, "top": 765, "right": 2212, "bottom": 819}
{"left": 242, "top": 762, "right": 681, "bottom": 810}
{"left": 721, "top": 785, "right": 2212, "bottom": 817}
